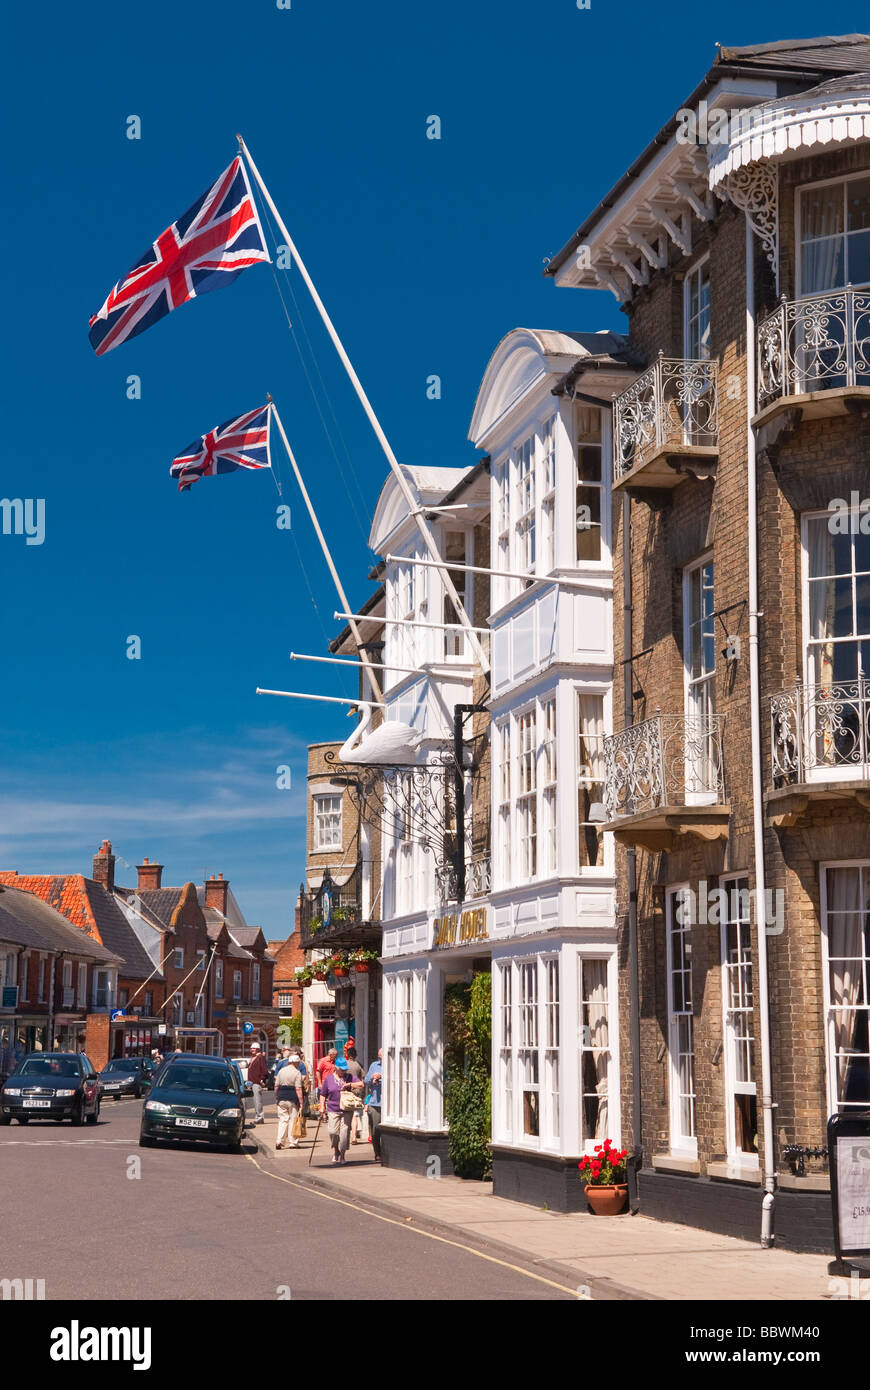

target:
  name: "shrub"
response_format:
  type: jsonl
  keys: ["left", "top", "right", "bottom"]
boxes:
{"left": 443, "top": 972, "right": 492, "bottom": 1180}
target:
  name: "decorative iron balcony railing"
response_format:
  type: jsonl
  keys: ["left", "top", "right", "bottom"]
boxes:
{"left": 612, "top": 354, "right": 718, "bottom": 480}
{"left": 436, "top": 855, "right": 491, "bottom": 905}
{"left": 757, "top": 288, "right": 870, "bottom": 408}
{"left": 770, "top": 680, "right": 870, "bottom": 785}
{"left": 603, "top": 714, "right": 726, "bottom": 820}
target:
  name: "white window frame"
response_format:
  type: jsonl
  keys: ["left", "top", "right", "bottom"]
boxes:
{"left": 541, "top": 697, "right": 558, "bottom": 876}
{"left": 540, "top": 415, "right": 557, "bottom": 574}
{"left": 172, "top": 947, "right": 184, "bottom": 971}
{"left": 796, "top": 171, "right": 870, "bottom": 298}
{"left": 77, "top": 962, "right": 87, "bottom": 1008}
{"left": 19, "top": 952, "right": 28, "bottom": 1002}
{"left": 252, "top": 963, "right": 260, "bottom": 1001}
{"left": 577, "top": 690, "right": 606, "bottom": 870}
{"left": 515, "top": 434, "right": 536, "bottom": 578}
{"left": 314, "top": 793, "right": 343, "bottom": 851}
{"left": 666, "top": 885, "right": 698, "bottom": 1157}
{"left": 195, "top": 949, "right": 206, "bottom": 972}
{"left": 575, "top": 405, "right": 605, "bottom": 565}
{"left": 683, "top": 554, "right": 717, "bottom": 805}
{"left": 215, "top": 958, "right": 224, "bottom": 997}
{"left": 495, "top": 718, "right": 512, "bottom": 887}
{"left": 820, "top": 860, "right": 870, "bottom": 1115}
{"left": 232, "top": 970, "right": 242, "bottom": 1001}
{"left": 494, "top": 955, "right": 562, "bottom": 1152}
{"left": 38, "top": 955, "right": 46, "bottom": 1004}
{"left": 516, "top": 707, "right": 538, "bottom": 880}
{"left": 683, "top": 254, "right": 711, "bottom": 361}
{"left": 277, "top": 991, "right": 293, "bottom": 1009}
{"left": 579, "top": 955, "right": 615, "bottom": 1152}
{"left": 383, "top": 967, "right": 428, "bottom": 1130}
{"left": 443, "top": 528, "right": 473, "bottom": 660}
{"left": 720, "top": 875, "right": 758, "bottom": 1166}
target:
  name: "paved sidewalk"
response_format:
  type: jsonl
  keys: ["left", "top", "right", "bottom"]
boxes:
{"left": 247, "top": 1103, "right": 835, "bottom": 1301}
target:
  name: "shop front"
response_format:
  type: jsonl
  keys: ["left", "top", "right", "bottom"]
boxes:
{"left": 0, "top": 1015, "right": 52, "bottom": 1079}
{"left": 109, "top": 1017, "right": 161, "bottom": 1059}
{"left": 172, "top": 1026, "right": 222, "bottom": 1055}
{"left": 53, "top": 1014, "right": 87, "bottom": 1053}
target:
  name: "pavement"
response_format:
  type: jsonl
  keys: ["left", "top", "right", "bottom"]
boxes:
{"left": 249, "top": 1096, "right": 840, "bottom": 1302}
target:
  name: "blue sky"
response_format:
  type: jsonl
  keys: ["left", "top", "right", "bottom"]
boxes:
{"left": 2, "top": 0, "right": 864, "bottom": 935}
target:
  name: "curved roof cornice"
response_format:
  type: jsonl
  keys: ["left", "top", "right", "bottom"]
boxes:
{"left": 469, "top": 328, "right": 601, "bottom": 448}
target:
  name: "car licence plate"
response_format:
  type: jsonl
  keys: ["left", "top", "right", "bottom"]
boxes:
{"left": 24, "top": 1099, "right": 51, "bottom": 1108}
{"left": 175, "top": 1117, "right": 209, "bottom": 1128}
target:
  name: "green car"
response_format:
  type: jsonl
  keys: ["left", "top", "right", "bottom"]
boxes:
{"left": 139, "top": 1055, "right": 246, "bottom": 1152}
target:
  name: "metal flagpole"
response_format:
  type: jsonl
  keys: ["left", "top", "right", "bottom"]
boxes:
{"left": 268, "top": 397, "right": 384, "bottom": 704}
{"left": 237, "top": 135, "right": 490, "bottom": 675}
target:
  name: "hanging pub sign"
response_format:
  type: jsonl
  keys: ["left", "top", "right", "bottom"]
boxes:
{"left": 320, "top": 872, "right": 334, "bottom": 929}
{"left": 828, "top": 1110, "right": 870, "bottom": 1260}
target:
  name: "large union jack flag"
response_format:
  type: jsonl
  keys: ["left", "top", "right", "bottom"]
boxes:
{"left": 170, "top": 404, "right": 272, "bottom": 492}
{"left": 89, "top": 157, "right": 269, "bottom": 356}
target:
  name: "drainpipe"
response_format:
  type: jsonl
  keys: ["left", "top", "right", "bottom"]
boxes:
{"left": 745, "top": 217, "right": 777, "bottom": 1247}
{"left": 622, "top": 491, "right": 642, "bottom": 1212}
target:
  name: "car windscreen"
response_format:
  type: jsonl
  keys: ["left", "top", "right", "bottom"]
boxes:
{"left": 102, "top": 1060, "right": 141, "bottom": 1072}
{"left": 17, "top": 1058, "right": 80, "bottom": 1078}
{"left": 159, "top": 1064, "right": 235, "bottom": 1093}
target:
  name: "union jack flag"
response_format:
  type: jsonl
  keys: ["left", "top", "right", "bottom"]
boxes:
{"left": 89, "top": 157, "right": 269, "bottom": 356}
{"left": 170, "top": 404, "right": 272, "bottom": 493}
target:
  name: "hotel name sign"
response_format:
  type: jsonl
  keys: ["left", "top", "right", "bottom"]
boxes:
{"left": 431, "top": 907, "right": 489, "bottom": 949}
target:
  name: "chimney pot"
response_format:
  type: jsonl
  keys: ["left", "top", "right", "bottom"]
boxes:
{"left": 204, "top": 873, "right": 229, "bottom": 913}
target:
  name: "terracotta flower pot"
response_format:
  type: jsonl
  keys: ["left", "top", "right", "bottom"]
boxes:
{"left": 584, "top": 1183, "right": 628, "bottom": 1216}
{"left": 353, "top": 963, "right": 371, "bottom": 973}
{"left": 333, "top": 967, "right": 349, "bottom": 978}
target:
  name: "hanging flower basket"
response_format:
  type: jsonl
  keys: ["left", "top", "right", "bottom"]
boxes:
{"left": 353, "top": 962, "right": 371, "bottom": 973}
{"left": 333, "top": 967, "right": 349, "bottom": 978}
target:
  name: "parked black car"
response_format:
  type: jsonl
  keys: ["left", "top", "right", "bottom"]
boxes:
{"left": 140, "top": 1054, "right": 246, "bottom": 1151}
{"left": 99, "top": 1057, "right": 154, "bottom": 1100}
{"left": 0, "top": 1052, "right": 101, "bottom": 1126}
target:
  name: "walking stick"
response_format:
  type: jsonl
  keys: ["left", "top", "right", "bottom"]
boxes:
{"left": 308, "top": 1108, "right": 324, "bottom": 1166}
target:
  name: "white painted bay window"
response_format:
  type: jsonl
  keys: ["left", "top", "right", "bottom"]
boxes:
{"left": 495, "top": 956, "right": 561, "bottom": 1149}
{"left": 496, "top": 719, "right": 512, "bottom": 886}
{"left": 384, "top": 968, "right": 428, "bottom": 1128}
{"left": 515, "top": 435, "right": 536, "bottom": 578}
{"left": 540, "top": 415, "right": 556, "bottom": 573}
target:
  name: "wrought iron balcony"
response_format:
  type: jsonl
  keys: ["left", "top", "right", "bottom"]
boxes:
{"left": 766, "top": 681, "right": 870, "bottom": 827}
{"left": 612, "top": 354, "right": 718, "bottom": 490}
{"left": 436, "top": 854, "right": 491, "bottom": 906}
{"left": 603, "top": 713, "right": 729, "bottom": 850}
{"left": 299, "top": 863, "right": 380, "bottom": 949}
{"left": 756, "top": 288, "right": 870, "bottom": 414}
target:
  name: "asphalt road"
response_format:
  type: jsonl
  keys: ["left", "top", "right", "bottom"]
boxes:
{"left": 0, "top": 1100, "right": 572, "bottom": 1301}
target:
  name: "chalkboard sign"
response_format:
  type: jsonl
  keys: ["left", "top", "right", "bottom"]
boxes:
{"left": 828, "top": 1111, "right": 870, "bottom": 1260}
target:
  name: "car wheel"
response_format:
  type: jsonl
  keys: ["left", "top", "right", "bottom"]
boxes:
{"left": 139, "top": 1134, "right": 155, "bottom": 1148}
{"left": 17, "top": 1116, "right": 29, "bottom": 1124}
{"left": 71, "top": 1102, "right": 85, "bottom": 1127}
{"left": 86, "top": 1102, "right": 99, "bottom": 1126}
{"left": 228, "top": 1136, "right": 243, "bottom": 1154}
{"left": 0, "top": 1116, "right": 11, "bottom": 1125}
{"left": 114, "top": 1096, "right": 120, "bottom": 1102}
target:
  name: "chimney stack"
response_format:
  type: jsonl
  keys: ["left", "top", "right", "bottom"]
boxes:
{"left": 92, "top": 840, "right": 116, "bottom": 892}
{"left": 205, "top": 872, "right": 229, "bottom": 915}
{"left": 137, "top": 857, "right": 163, "bottom": 891}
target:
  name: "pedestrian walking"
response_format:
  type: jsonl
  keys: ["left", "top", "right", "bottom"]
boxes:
{"left": 247, "top": 1042, "right": 268, "bottom": 1125}
{"left": 345, "top": 1046, "right": 366, "bottom": 1144}
{"left": 319, "top": 1057, "right": 364, "bottom": 1164}
{"left": 296, "top": 1052, "right": 310, "bottom": 1136}
{"left": 365, "top": 1048, "right": 383, "bottom": 1163}
{"left": 316, "top": 1047, "right": 337, "bottom": 1089}
{"left": 274, "top": 1049, "right": 304, "bottom": 1150}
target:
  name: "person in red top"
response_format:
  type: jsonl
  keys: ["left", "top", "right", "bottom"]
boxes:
{"left": 316, "top": 1048, "right": 337, "bottom": 1088}
{"left": 247, "top": 1043, "right": 269, "bottom": 1125}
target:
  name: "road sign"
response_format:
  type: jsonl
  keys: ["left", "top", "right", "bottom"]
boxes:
{"left": 242, "top": 1021, "right": 254, "bottom": 1035}
{"left": 110, "top": 1009, "right": 126, "bottom": 1021}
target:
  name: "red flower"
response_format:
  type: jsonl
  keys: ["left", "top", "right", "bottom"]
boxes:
{"left": 594, "top": 1144, "right": 602, "bottom": 1152}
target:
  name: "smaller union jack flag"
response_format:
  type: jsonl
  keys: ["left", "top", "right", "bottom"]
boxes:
{"left": 89, "top": 157, "right": 269, "bottom": 356}
{"left": 170, "top": 404, "right": 272, "bottom": 493}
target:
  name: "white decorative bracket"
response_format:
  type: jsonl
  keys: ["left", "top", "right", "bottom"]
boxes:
{"left": 714, "top": 159, "right": 778, "bottom": 273}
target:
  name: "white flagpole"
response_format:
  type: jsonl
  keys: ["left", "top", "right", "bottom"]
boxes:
{"left": 386, "top": 553, "right": 597, "bottom": 591}
{"left": 237, "top": 135, "right": 490, "bottom": 675}
{"left": 256, "top": 689, "right": 386, "bottom": 708}
{"left": 268, "top": 397, "right": 384, "bottom": 704}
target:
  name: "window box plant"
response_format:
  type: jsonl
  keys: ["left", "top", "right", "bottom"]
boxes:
{"left": 578, "top": 1140, "right": 629, "bottom": 1215}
